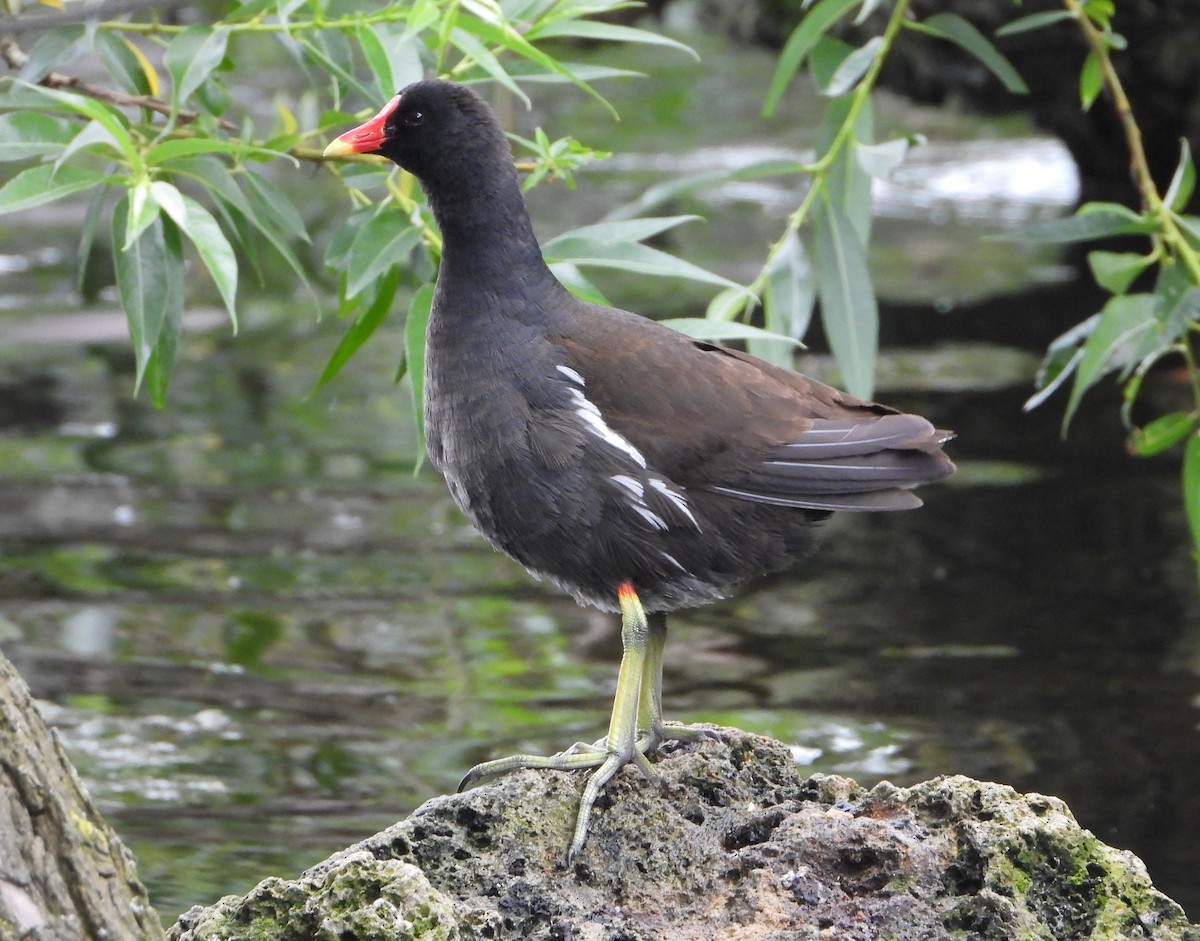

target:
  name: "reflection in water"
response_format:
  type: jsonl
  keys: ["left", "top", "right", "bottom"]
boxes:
{"left": 2, "top": 335, "right": 1197, "bottom": 919}
{"left": 1, "top": 26, "right": 1198, "bottom": 928}
{"left": 874, "top": 138, "right": 1081, "bottom": 225}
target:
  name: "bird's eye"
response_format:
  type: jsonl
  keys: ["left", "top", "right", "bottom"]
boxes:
{"left": 403, "top": 111, "right": 425, "bottom": 127}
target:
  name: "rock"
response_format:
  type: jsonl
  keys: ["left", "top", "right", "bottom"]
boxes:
{"left": 168, "top": 727, "right": 1198, "bottom": 941}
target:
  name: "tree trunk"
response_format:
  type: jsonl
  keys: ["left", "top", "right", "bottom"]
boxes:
{"left": 1, "top": 648, "right": 164, "bottom": 940}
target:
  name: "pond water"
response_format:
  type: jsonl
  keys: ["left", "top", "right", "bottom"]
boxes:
{"left": 2, "top": 23, "right": 1199, "bottom": 924}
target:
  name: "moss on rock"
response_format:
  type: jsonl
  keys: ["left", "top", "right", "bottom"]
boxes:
{"left": 169, "top": 727, "right": 1198, "bottom": 941}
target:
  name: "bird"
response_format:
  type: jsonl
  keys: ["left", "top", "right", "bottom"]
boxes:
{"left": 324, "top": 79, "right": 954, "bottom": 862}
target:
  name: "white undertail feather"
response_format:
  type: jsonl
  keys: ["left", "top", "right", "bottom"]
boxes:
{"left": 568, "top": 387, "right": 647, "bottom": 468}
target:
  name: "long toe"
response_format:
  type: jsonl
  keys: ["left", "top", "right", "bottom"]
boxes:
{"left": 639, "top": 721, "right": 720, "bottom": 756}
{"left": 458, "top": 747, "right": 613, "bottom": 792}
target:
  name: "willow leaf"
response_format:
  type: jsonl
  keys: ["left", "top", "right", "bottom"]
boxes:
{"left": 813, "top": 193, "right": 878, "bottom": 399}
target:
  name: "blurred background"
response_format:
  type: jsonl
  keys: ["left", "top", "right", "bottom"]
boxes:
{"left": 2, "top": 1, "right": 1199, "bottom": 922}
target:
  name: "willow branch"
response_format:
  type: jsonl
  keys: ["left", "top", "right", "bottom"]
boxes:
{"left": 0, "top": 37, "right": 238, "bottom": 131}
{"left": 742, "top": 0, "right": 912, "bottom": 307}
{"left": 1061, "top": 0, "right": 1157, "bottom": 211}
{"left": 1062, "top": 0, "right": 1200, "bottom": 284}
{"left": 0, "top": 0, "right": 192, "bottom": 35}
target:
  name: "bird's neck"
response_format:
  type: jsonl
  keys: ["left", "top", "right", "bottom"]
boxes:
{"left": 428, "top": 170, "right": 560, "bottom": 302}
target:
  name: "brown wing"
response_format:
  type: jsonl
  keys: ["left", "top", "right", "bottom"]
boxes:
{"left": 552, "top": 303, "right": 953, "bottom": 512}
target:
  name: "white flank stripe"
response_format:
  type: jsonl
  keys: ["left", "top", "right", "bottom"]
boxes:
{"left": 556, "top": 364, "right": 586, "bottom": 386}
{"left": 648, "top": 478, "right": 700, "bottom": 530}
{"left": 568, "top": 388, "right": 646, "bottom": 467}
{"left": 661, "top": 551, "right": 688, "bottom": 573}
{"left": 631, "top": 505, "right": 668, "bottom": 530}
{"left": 610, "top": 474, "right": 645, "bottom": 499}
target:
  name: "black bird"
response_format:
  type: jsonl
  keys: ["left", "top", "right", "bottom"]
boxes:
{"left": 324, "top": 80, "right": 954, "bottom": 861}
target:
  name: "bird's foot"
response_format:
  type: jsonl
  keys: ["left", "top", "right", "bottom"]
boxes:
{"left": 457, "top": 722, "right": 715, "bottom": 862}
{"left": 641, "top": 720, "right": 719, "bottom": 752}
{"left": 458, "top": 589, "right": 714, "bottom": 862}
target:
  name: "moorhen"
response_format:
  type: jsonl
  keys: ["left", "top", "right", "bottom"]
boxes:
{"left": 325, "top": 80, "right": 954, "bottom": 861}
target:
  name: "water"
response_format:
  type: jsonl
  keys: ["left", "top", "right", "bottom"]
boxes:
{"left": 1, "top": 25, "right": 1198, "bottom": 924}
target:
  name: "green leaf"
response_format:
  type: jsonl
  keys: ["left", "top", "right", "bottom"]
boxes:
{"left": 1017, "top": 203, "right": 1155, "bottom": 244}
{"left": 527, "top": 18, "right": 698, "bottom": 60}
{"left": 0, "top": 162, "right": 107, "bottom": 215}
{"left": 1079, "top": 50, "right": 1103, "bottom": 111}
{"left": 11, "top": 81, "right": 137, "bottom": 163}
{"left": 813, "top": 192, "right": 878, "bottom": 399}
{"left": 704, "top": 286, "right": 755, "bottom": 322}
{"left": 512, "top": 62, "right": 645, "bottom": 85}
{"left": 219, "top": 199, "right": 316, "bottom": 303}
{"left": 553, "top": 216, "right": 703, "bottom": 246}
{"left": 809, "top": 37, "right": 855, "bottom": 93}
{"left": 164, "top": 25, "right": 230, "bottom": 106}
{"left": 448, "top": 28, "right": 530, "bottom": 107}
{"left": 854, "top": 0, "right": 887, "bottom": 25}
{"left": 855, "top": 137, "right": 910, "bottom": 180}
{"left": 149, "top": 181, "right": 239, "bottom": 327}
{"left": 757, "top": 228, "right": 815, "bottom": 367}
{"left": 1138, "top": 284, "right": 1200, "bottom": 365}
{"left": 123, "top": 180, "right": 161, "bottom": 249}
{"left": 1128, "top": 412, "right": 1197, "bottom": 457}
{"left": 820, "top": 97, "right": 874, "bottom": 245}
{"left": 76, "top": 181, "right": 109, "bottom": 297}
{"left": 1164, "top": 139, "right": 1195, "bottom": 213}
{"left": 325, "top": 207, "right": 374, "bottom": 271}
{"left": 111, "top": 194, "right": 185, "bottom": 393}
{"left": 1177, "top": 214, "right": 1200, "bottom": 247}
{"left": 822, "top": 36, "right": 883, "bottom": 97}
{"left": 143, "top": 219, "right": 186, "bottom": 407}
{"left": 355, "top": 23, "right": 395, "bottom": 100}
{"left": 996, "top": 10, "right": 1075, "bottom": 36}
{"left": 1026, "top": 345, "right": 1085, "bottom": 413}
{"left": 194, "top": 75, "right": 233, "bottom": 117}
{"left": 305, "top": 26, "right": 361, "bottom": 104}
{"left": 659, "top": 318, "right": 803, "bottom": 346}
{"left": 1063, "top": 293, "right": 1156, "bottom": 429}
{"left": 1185, "top": 433, "right": 1200, "bottom": 579}
{"left": 548, "top": 262, "right": 609, "bottom": 306}
{"left": 544, "top": 236, "right": 742, "bottom": 291}
{"left": 372, "top": 22, "right": 424, "bottom": 91}
{"left": 18, "top": 25, "right": 88, "bottom": 83}
{"left": 405, "top": 283, "right": 435, "bottom": 472}
{"left": 1087, "top": 251, "right": 1150, "bottom": 295}
{"left": 94, "top": 31, "right": 156, "bottom": 97}
{"left": 168, "top": 154, "right": 251, "bottom": 214}
{"left": 344, "top": 213, "right": 423, "bottom": 299}
{"left": 239, "top": 171, "right": 311, "bottom": 243}
{"left": 145, "top": 138, "right": 296, "bottom": 166}
{"left": 222, "top": 196, "right": 265, "bottom": 286}
{"left": 1025, "top": 315, "right": 1099, "bottom": 412}
{"left": 763, "top": 0, "right": 862, "bottom": 116}
{"left": 56, "top": 118, "right": 125, "bottom": 167}
{"left": 455, "top": 3, "right": 616, "bottom": 118}
{"left": 0, "top": 111, "right": 76, "bottom": 162}
{"left": 910, "top": 12, "right": 1029, "bottom": 94}
{"left": 314, "top": 268, "right": 401, "bottom": 392}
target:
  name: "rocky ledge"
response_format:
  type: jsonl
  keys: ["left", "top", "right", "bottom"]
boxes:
{"left": 168, "top": 726, "right": 1197, "bottom": 941}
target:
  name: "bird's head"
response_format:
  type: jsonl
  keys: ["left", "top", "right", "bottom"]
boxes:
{"left": 323, "top": 80, "right": 511, "bottom": 190}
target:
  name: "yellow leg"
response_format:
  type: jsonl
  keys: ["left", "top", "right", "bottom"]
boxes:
{"left": 637, "top": 611, "right": 710, "bottom": 752}
{"left": 458, "top": 582, "right": 701, "bottom": 862}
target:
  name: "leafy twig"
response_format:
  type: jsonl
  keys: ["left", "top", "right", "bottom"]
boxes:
{"left": 1062, "top": 0, "right": 1200, "bottom": 284}
{"left": 748, "top": 0, "right": 911, "bottom": 304}
{"left": 0, "top": 36, "right": 237, "bottom": 131}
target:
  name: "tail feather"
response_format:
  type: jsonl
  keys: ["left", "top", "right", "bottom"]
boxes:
{"left": 705, "top": 413, "right": 955, "bottom": 513}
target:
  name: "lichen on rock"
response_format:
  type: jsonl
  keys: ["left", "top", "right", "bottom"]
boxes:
{"left": 168, "top": 727, "right": 1198, "bottom": 941}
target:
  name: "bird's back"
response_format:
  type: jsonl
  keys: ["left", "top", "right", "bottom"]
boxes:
{"left": 424, "top": 291, "right": 952, "bottom": 613}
